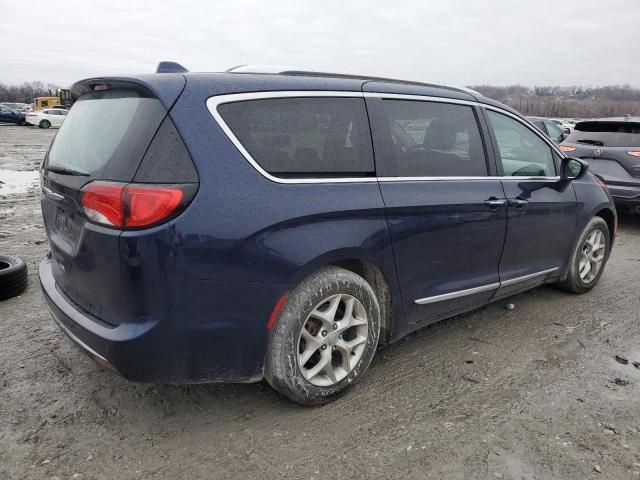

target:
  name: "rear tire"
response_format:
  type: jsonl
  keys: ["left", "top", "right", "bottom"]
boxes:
{"left": 39, "top": 120, "right": 51, "bottom": 129}
{"left": 0, "top": 255, "right": 28, "bottom": 301}
{"left": 556, "top": 217, "right": 610, "bottom": 294}
{"left": 265, "top": 266, "right": 381, "bottom": 406}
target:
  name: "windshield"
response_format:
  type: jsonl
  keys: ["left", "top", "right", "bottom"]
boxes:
{"left": 46, "top": 89, "right": 166, "bottom": 180}
{"left": 566, "top": 121, "right": 640, "bottom": 147}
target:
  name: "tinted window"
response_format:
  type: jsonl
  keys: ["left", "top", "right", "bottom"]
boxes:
{"left": 47, "top": 89, "right": 166, "bottom": 180}
{"left": 376, "top": 100, "right": 487, "bottom": 177}
{"left": 487, "top": 111, "right": 556, "bottom": 177}
{"left": 565, "top": 121, "right": 640, "bottom": 147}
{"left": 543, "top": 120, "right": 565, "bottom": 143}
{"left": 218, "top": 97, "right": 374, "bottom": 177}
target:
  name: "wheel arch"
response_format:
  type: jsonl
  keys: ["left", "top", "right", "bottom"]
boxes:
{"left": 292, "top": 253, "right": 393, "bottom": 344}
{"left": 594, "top": 207, "right": 616, "bottom": 245}
{"left": 329, "top": 259, "right": 393, "bottom": 344}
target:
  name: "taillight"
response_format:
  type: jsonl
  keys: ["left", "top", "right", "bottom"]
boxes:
{"left": 626, "top": 150, "right": 640, "bottom": 157}
{"left": 559, "top": 145, "right": 576, "bottom": 152}
{"left": 80, "top": 181, "right": 193, "bottom": 229}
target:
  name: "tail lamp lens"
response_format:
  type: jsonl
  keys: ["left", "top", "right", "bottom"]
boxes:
{"left": 81, "top": 181, "right": 186, "bottom": 229}
{"left": 626, "top": 151, "right": 640, "bottom": 157}
{"left": 559, "top": 145, "right": 576, "bottom": 152}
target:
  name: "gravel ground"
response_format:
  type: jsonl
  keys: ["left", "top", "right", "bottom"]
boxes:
{"left": 1, "top": 124, "right": 640, "bottom": 479}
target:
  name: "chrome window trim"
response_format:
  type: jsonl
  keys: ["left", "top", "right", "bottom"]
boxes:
{"left": 206, "top": 90, "right": 565, "bottom": 184}
{"left": 413, "top": 267, "right": 560, "bottom": 305}
{"left": 206, "top": 91, "right": 376, "bottom": 185}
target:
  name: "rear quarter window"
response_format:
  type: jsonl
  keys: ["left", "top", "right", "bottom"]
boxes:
{"left": 217, "top": 97, "right": 374, "bottom": 178}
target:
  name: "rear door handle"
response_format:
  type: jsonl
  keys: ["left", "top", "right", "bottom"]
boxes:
{"left": 508, "top": 198, "right": 529, "bottom": 208}
{"left": 483, "top": 198, "right": 507, "bottom": 209}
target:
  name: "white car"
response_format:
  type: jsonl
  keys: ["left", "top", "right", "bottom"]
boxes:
{"left": 25, "top": 108, "right": 68, "bottom": 128}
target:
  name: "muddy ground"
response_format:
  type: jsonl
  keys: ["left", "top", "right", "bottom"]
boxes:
{"left": 1, "top": 124, "right": 639, "bottom": 479}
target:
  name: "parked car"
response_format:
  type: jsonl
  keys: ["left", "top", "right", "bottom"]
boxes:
{"left": 526, "top": 116, "right": 567, "bottom": 144}
{"left": 560, "top": 117, "right": 640, "bottom": 212}
{"left": 39, "top": 65, "right": 616, "bottom": 405}
{"left": 0, "top": 102, "right": 29, "bottom": 111}
{"left": 551, "top": 119, "right": 574, "bottom": 134}
{"left": 0, "top": 105, "right": 26, "bottom": 125}
{"left": 25, "top": 108, "right": 68, "bottom": 128}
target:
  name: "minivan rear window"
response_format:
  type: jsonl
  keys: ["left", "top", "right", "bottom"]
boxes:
{"left": 46, "top": 89, "right": 166, "bottom": 180}
{"left": 217, "top": 97, "right": 374, "bottom": 177}
{"left": 566, "top": 121, "right": 640, "bottom": 147}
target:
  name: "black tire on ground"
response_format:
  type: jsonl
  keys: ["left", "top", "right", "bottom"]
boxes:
{"left": 0, "top": 255, "right": 28, "bottom": 301}
{"left": 556, "top": 217, "right": 610, "bottom": 294}
{"left": 39, "top": 120, "right": 51, "bottom": 129}
{"left": 265, "top": 266, "right": 381, "bottom": 406}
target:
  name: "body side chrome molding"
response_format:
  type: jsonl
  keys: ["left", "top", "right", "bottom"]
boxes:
{"left": 206, "top": 90, "right": 565, "bottom": 185}
{"left": 499, "top": 267, "right": 560, "bottom": 287}
{"left": 413, "top": 267, "right": 560, "bottom": 305}
{"left": 414, "top": 282, "right": 500, "bottom": 305}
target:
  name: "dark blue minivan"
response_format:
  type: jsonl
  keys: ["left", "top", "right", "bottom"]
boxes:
{"left": 39, "top": 66, "right": 616, "bottom": 405}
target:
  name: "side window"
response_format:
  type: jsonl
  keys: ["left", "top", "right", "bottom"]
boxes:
{"left": 543, "top": 120, "right": 565, "bottom": 143}
{"left": 376, "top": 100, "right": 487, "bottom": 177}
{"left": 217, "top": 97, "right": 374, "bottom": 177}
{"left": 487, "top": 111, "right": 556, "bottom": 177}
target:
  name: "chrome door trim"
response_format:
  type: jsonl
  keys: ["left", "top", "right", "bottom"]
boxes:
{"left": 413, "top": 267, "right": 560, "bottom": 305}
{"left": 414, "top": 282, "right": 500, "bottom": 305}
{"left": 499, "top": 267, "right": 560, "bottom": 287}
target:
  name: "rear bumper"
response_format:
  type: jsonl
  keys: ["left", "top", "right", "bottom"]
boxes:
{"left": 605, "top": 183, "right": 640, "bottom": 206}
{"left": 39, "top": 256, "right": 286, "bottom": 383}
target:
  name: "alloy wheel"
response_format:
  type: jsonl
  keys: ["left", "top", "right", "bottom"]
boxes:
{"left": 297, "top": 293, "right": 369, "bottom": 387}
{"left": 579, "top": 229, "right": 606, "bottom": 284}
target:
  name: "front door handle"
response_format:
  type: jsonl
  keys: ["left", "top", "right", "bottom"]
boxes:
{"left": 484, "top": 198, "right": 507, "bottom": 209}
{"left": 508, "top": 198, "right": 529, "bottom": 208}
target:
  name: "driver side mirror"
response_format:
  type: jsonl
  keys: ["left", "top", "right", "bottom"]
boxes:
{"left": 560, "top": 157, "right": 588, "bottom": 181}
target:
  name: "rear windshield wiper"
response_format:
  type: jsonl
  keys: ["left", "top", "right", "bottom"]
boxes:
{"left": 576, "top": 139, "right": 605, "bottom": 147}
{"left": 45, "top": 165, "right": 90, "bottom": 176}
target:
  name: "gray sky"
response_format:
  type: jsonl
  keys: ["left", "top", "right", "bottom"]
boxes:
{"left": 1, "top": 0, "right": 639, "bottom": 87}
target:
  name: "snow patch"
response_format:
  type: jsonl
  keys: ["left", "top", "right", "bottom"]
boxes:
{"left": 0, "top": 169, "right": 39, "bottom": 195}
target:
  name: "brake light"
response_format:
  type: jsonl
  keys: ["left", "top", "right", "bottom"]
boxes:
{"left": 126, "top": 185, "right": 183, "bottom": 227}
{"left": 626, "top": 150, "right": 640, "bottom": 157}
{"left": 559, "top": 145, "right": 576, "bottom": 152}
{"left": 80, "top": 181, "right": 187, "bottom": 229}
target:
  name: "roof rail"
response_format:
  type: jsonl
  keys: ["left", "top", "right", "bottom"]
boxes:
{"left": 156, "top": 61, "right": 189, "bottom": 73}
{"left": 226, "top": 64, "right": 302, "bottom": 74}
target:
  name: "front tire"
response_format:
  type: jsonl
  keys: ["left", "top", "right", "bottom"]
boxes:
{"left": 265, "top": 266, "right": 381, "bottom": 406}
{"left": 557, "top": 217, "right": 610, "bottom": 293}
{"left": 39, "top": 120, "right": 51, "bottom": 129}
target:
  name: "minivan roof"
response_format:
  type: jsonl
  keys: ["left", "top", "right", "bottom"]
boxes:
{"left": 71, "top": 69, "right": 521, "bottom": 118}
